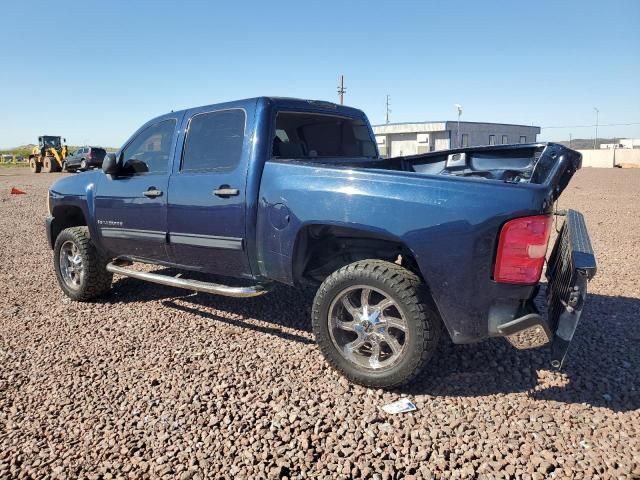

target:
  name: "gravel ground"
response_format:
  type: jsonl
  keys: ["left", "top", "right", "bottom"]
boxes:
{"left": 0, "top": 167, "right": 638, "bottom": 479}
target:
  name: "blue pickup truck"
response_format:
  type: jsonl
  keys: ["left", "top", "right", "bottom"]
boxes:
{"left": 46, "top": 97, "right": 596, "bottom": 387}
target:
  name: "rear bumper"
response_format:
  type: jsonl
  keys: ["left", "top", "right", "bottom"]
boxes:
{"left": 496, "top": 209, "right": 597, "bottom": 368}
{"left": 87, "top": 158, "right": 103, "bottom": 167}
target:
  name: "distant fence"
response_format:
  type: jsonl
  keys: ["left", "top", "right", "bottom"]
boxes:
{"left": 0, "top": 155, "right": 27, "bottom": 165}
{"left": 577, "top": 149, "right": 640, "bottom": 168}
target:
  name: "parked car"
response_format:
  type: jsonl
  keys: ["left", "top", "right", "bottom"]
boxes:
{"left": 64, "top": 146, "right": 106, "bottom": 172}
{"left": 45, "top": 97, "right": 596, "bottom": 388}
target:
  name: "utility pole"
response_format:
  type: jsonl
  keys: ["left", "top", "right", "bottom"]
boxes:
{"left": 455, "top": 104, "right": 463, "bottom": 148}
{"left": 569, "top": 133, "right": 572, "bottom": 149}
{"left": 337, "top": 75, "right": 346, "bottom": 105}
{"left": 385, "top": 95, "right": 391, "bottom": 124}
{"left": 593, "top": 107, "right": 599, "bottom": 150}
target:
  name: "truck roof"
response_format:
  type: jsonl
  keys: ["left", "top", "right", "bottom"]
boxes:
{"left": 158, "top": 96, "right": 366, "bottom": 121}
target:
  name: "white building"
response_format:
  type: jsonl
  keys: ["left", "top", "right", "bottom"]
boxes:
{"left": 373, "top": 121, "right": 541, "bottom": 157}
{"left": 600, "top": 139, "right": 640, "bottom": 149}
{"left": 620, "top": 138, "right": 640, "bottom": 149}
{"left": 600, "top": 143, "right": 623, "bottom": 150}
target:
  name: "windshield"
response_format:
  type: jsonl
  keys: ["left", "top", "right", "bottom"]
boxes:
{"left": 272, "top": 112, "right": 377, "bottom": 159}
{"left": 42, "top": 137, "right": 61, "bottom": 148}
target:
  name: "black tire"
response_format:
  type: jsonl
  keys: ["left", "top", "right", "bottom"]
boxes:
{"left": 80, "top": 159, "right": 87, "bottom": 170}
{"left": 42, "top": 156, "right": 53, "bottom": 173}
{"left": 29, "top": 157, "right": 41, "bottom": 173}
{"left": 53, "top": 226, "right": 113, "bottom": 301}
{"left": 312, "top": 259, "right": 441, "bottom": 388}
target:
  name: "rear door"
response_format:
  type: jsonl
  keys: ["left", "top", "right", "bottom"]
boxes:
{"left": 167, "top": 107, "right": 253, "bottom": 277}
{"left": 94, "top": 117, "right": 180, "bottom": 262}
{"left": 67, "top": 149, "right": 80, "bottom": 165}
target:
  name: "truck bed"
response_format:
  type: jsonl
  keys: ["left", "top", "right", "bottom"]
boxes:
{"left": 295, "top": 143, "right": 581, "bottom": 202}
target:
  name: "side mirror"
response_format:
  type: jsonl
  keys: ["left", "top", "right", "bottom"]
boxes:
{"left": 102, "top": 153, "right": 119, "bottom": 175}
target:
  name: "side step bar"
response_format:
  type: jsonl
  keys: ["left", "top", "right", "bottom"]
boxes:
{"left": 106, "top": 262, "right": 271, "bottom": 298}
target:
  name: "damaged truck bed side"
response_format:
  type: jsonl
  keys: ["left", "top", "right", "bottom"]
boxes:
{"left": 46, "top": 97, "right": 596, "bottom": 388}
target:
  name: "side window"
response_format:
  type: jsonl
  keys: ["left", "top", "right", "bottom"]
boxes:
{"left": 182, "top": 109, "right": 245, "bottom": 172}
{"left": 121, "top": 119, "right": 176, "bottom": 175}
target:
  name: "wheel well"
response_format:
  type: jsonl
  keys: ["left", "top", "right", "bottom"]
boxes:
{"left": 292, "top": 225, "right": 423, "bottom": 286}
{"left": 50, "top": 206, "right": 87, "bottom": 247}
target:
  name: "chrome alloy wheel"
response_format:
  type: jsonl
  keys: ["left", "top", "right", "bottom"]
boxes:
{"left": 59, "top": 240, "right": 84, "bottom": 290}
{"left": 328, "top": 285, "right": 408, "bottom": 371}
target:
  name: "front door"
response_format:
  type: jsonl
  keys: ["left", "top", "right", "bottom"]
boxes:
{"left": 167, "top": 107, "right": 252, "bottom": 278}
{"left": 94, "top": 118, "right": 178, "bottom": 263}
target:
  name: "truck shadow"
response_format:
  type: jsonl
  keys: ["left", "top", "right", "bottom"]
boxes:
{"left": 405, "top": 292, "right": 640, "bottom": 413}
{"left": 106, "top": 274, "right": 638, "bottom": 412}
{"left": 106, "top": 272, "right": 316, "bottom": 345}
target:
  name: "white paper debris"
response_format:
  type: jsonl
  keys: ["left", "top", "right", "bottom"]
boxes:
{"left": 380, "top": 398, "right": 416, "bottom": 414}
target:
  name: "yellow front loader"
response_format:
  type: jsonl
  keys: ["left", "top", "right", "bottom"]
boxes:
{"left": 29, "top": 136, "right": 68, "bottom": 173}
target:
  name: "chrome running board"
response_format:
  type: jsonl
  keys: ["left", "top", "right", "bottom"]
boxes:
{"left": 106, "top": 262, "right": 271, "bottom": 298}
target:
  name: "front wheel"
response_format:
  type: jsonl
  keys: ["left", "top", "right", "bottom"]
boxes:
{"left": 42, "top": 156, "right": 55, "bottom": 173}
{"left": 80, "top": 159, "right": 87, "bottom": 170}
{"left": 53, "top": 226, "right": 113, "bottom": 301}
{"left": 312, "top": 260, "right": 441, "bottom": 388}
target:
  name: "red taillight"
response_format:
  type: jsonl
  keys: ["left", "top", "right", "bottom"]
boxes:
{"left": 494, "top": 215, "right": 552, "bottom": 284}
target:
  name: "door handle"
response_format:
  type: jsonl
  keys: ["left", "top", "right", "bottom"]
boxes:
{"left": 213, "top": 186, "right": 240, "bottom": 197}
{"left": 143, "top": 188, "right": 163, "bottom": 198}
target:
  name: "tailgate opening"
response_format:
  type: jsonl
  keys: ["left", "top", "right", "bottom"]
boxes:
{"left": 391, "top": 143, "right": 582, "bottom": 201}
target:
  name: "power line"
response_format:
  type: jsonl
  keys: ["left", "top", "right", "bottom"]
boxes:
{"left": 541, "top": 122, "right": 640, "bottom": 129}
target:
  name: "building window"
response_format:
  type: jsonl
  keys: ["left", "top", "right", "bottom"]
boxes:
{"left": 461, "top": 134, "right": 469, "bottom": 147}
{"left": 502, "top": 135, "right": 508, "bottom": 144}
{"left": 520, "top": 136, "right": 527, "bottom": 144}
{"left": 489, "top": 135, "right": 496, "bottom": 146}
{"left": 417, "top": 133, "right": 429, "bottom": 144}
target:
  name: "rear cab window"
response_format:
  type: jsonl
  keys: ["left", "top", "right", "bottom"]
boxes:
{"left": 272, "top": 112, "right": 377, "bottom": 159}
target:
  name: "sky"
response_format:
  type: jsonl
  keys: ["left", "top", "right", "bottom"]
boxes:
{"left": 1, "top": 0, "right": 639, "bottom": 149}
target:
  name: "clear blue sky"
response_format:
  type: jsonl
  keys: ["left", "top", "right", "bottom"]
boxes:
{"left": 1, "top": 0, "right": 638, "bottom": 148}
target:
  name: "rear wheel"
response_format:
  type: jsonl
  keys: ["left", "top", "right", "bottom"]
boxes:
{"left": 53, "top": 226, "right": 113, "bottom": 301}
{"left": 312, "top": 259, "right": 441, "bottom": 388}
{"left": 29, "top": 157, "right": 41, "bottom": 173}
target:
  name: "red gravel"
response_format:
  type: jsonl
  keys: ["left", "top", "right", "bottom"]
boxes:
{"left": 0, "top": 167, "right": 638, "bottom": 479}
